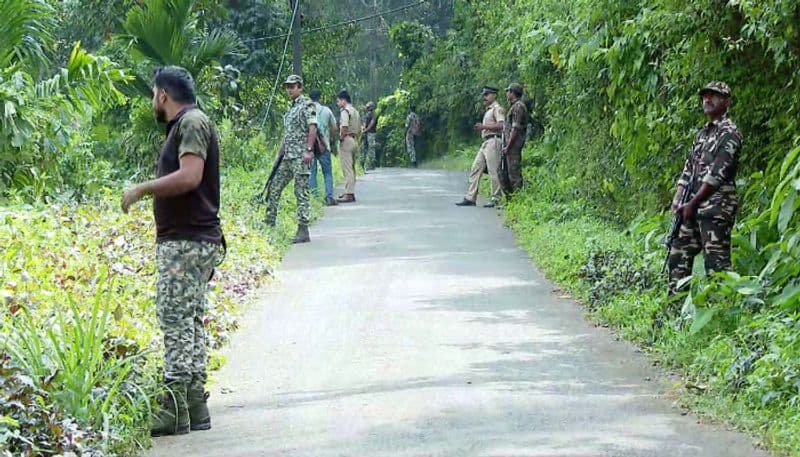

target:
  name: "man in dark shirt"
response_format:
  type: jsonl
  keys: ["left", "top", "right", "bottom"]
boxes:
{"left": 121, "top": 66, "right": 222, "bottom": 437}
{"left": 362, "top": 101, "right": 378, "bottom": 170}
{"left": 502, "top": 82, "right": 529, "bottom": 194}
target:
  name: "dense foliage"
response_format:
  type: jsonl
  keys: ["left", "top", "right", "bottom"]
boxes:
{"left": 0, "top": 0, "right": 409, "bottom": 454}
{"left": 393, "top": 1, "right": 800, "bottom": 453}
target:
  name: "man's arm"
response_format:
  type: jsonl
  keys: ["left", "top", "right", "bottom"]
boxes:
{"left": 339, "top": 108, "right": 350, "bottom": 140}
{"left": 366, "top": 115, "right": 377, "bottom": 132}
{"left": 328, "top": 111, "right": 338, "bottom": 145}
{"left": 121, "top": 155, "right": 204, "bottom": 213}
{"left": 503, "top": 105, "right": 522, "bottom": 150}
{"left": 481, "top": 121, "right": 504, "bottom": 132}
{"left": 678, "top": 133, "right": 740, "bottom": 219}
{"left": 476, "top": 106, "right": 505, "bottom": 132}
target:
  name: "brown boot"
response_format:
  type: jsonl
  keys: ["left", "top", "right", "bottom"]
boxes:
{"left": 337, "top": 194, "right": 356, "bottom": 203}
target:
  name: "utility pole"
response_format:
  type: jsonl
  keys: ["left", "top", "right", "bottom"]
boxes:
{"left": 290, "top": 0, "right": 302, "bottom": 76}
{"left": 369, "top": 0, "right": 378, "bottom": 101}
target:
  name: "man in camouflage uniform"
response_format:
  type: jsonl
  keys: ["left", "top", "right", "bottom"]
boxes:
{"left": 121, "top": 66, "right": 223, "bottom": 436}
{"left": 667, "top": 81, "right": 741, "bottom": 293}
{"left": 456, "top": 86, "right": 505, "bottom": 207}
{"left": 502, "top": 83, "right": 529, "bottom": 194}
{"left": 265, "top": 74, "right": 318, "bottom": 243}
{"left": 405, "top": 105, "right": 420, "bottom": 168}
{"left": 362, "top": 101, "right": 378, "bottom": 171}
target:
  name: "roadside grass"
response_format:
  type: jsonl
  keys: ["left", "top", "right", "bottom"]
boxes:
{"left": 0, "top": 164, "right": 327, "bottom": 455}
{"left": 432, "top": 142, "right": 800, "bottom": 456}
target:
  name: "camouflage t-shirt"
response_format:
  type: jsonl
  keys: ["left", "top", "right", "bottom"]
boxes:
{"left": 283, "top": 94, "right": 317, "bottom": 159}
{"left": 405, "top": 112, "right": 419, "bottom": 136}
{"left": 677, "top": 115, "right": 741, "bottom": 218}
{"left": 503, "top": 100, "right": 529, "bottom": 148}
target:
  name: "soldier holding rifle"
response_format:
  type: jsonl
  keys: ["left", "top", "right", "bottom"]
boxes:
{"left": 666, "top": 81, "right": 741, "bottom": 294}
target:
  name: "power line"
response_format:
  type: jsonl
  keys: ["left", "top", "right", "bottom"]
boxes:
{"left": 245, "top": 0, "right": 427, "bottom": 44}
{"left": 260, "top": 0, "right": 300, "bottom": 129}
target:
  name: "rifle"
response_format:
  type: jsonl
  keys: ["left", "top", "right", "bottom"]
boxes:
{"left": 498, "top": 130, "right": 513, "bottom": 194}
{"left": 252, "top": 152, "right": 284, "bottom": 205}
{"left": 662, "top": 159, "right": 696, "bottom": 274}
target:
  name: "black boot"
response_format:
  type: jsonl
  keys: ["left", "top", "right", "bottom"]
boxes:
{"left": 187, "top": 377, "right": 211, "bottom": 431}
{"left": 455, "top": 198, "right": 476, "bottom": 207}
{"left": 150, "top": 381, "right": 190, "bottom": 437}
{"left": 292, "top": 224, "right": 310, "bottom": 244}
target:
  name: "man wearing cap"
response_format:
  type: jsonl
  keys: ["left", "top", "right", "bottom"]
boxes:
{"left": 336, "top": 90, "right": 361, "bottom": 203}
{"left": 456, "top": 86, "right": 505, "bottom": 207}
{"left": 309, "top": 89, "right": 338, "bottom": 206}
{"left": 667, "top": 81, "right": 741, "bottom": 293}
{"left": 362, "top": 101, "right": 378, "bottom": 171}
{"left": 502, "top": 82, "right": 529, "bottom": 194}
{"left": 405, "top": 105, "right": 420, "bottom": 168}
{"left": 264, "top": 74, "right": 318, "bottom": 243}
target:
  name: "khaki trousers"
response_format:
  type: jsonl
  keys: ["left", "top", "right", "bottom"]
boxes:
{"left": 466, "top": 137, "right": 502, "bottom": 202}
{"left": 340, "top": 136, "right": 357, "bottom": 194}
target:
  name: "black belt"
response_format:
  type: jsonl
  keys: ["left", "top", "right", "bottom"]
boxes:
{"left": 483, "top": 134, "right": 501, "bottom": 139}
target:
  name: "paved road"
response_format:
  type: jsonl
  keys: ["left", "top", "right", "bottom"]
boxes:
{"left": 148, "top": 169, "right": 765, "bottom": 457}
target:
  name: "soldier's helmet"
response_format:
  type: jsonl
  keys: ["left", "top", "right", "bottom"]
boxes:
{"left": 699, "top": 81, "right": 731, "bottom": 98}
{"left": 284, "top": 74, "right": 303, "bottom": 86}
{"left": 366, "top": 101, "right": 376, "bottom": 110}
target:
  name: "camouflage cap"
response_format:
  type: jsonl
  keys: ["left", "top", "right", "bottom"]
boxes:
{"left": 366, "top": 101, "right": 376, "bottom": 109}
{"left": 284, "top": 74, "right": 303, "bottom": 85}
{"left": 481, "top": 86, "right": 499, "bottom": 95}
{"left": 699, "top": 81, "right": 731, "bottom": 98}
{"left": 505, "top": 82, "right": 524, "bottom": 96}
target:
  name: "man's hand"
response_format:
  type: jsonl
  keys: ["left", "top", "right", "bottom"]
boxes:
{"left": 677, "top": 201, "right": 697, "bottom": 221}
{"left": 121, "top": 185, "right": 145, "bottom": 214}
{"left": 303, "top": 151, "right": 313, "bottom": 166}
{"left": 473, "top": 123, "right": 484, "bottom": 132}
{"left": 671, "top": 186, "right": 684, "bottom": 212}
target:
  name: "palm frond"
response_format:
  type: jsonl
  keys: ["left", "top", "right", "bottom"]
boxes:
{"left": 0, "top": 0, "right": 56, "bottom": 72}
{"left": 123, "top": 0, "right": 195, "bottom": 67}
{"left": 190, "top": 29, "right": 244, "bottom": 75}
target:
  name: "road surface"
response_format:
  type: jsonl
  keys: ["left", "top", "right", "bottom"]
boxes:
{"left": 148, "top": 168, "right": 765, "bottom": 457}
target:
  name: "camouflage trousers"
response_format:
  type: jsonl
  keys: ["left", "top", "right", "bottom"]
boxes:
{"left": 405, "top": 133, "right": 416, "bottom": 163}
{"left": 156, "top": 240, "right": 220, "bottom": 384}
{"left": 265, "top": 156, "right": 311, "bottom": 226}
{"left": 667, "top": 205, "right": 736, "bottom": 293}
{"left": 364, "top": 133, "right": 376, "bottom": 170}
{"left": 504, "top": 143, "right": 524, "bottom": 194}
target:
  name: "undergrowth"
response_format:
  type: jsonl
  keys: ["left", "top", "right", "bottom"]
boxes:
{"left": 0, "top": 163, "right": 323, "bottom": 455}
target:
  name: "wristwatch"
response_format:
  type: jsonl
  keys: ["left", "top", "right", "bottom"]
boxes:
{"left": 305, "top": 146, "right": 313, "bottom": 152}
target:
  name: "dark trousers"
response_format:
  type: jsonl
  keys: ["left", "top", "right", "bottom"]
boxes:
{"left": 500, "top": 143, "right": 524, "bottom": 195}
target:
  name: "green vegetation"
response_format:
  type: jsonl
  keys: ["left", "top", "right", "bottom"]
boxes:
{"left": 397, "top": 1, "right": 800, "bottom": 454}
{"left": 1, "top": 0, "right": 421, "bottom": 453}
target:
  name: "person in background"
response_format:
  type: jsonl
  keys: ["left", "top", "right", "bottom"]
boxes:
{"left": 362, "top": 101, "right": 378, "bottom": 171}
{"left": 309, "top": 89, "right": 338, "bottom": 206}
{"left": 336, "top": 90, "right": 361, "bottom": 203}
{"left": 405, "top": 105, "right": 420, "bottom": 168}
{"left": 502, "top": 83, "right": 529, "bottom": 193}
{"left": 264, "top": 74, "right": 318, "bottom": 243}
{"left": 456, "top": 86, "right": 505, "bottom": 208}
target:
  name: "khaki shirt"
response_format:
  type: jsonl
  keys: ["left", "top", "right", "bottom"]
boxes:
{"left": 340, "top": 104, "right": 361, "bottom": 137}
{"left": 481, "top": 101, "right": 505, "bottom": 139}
